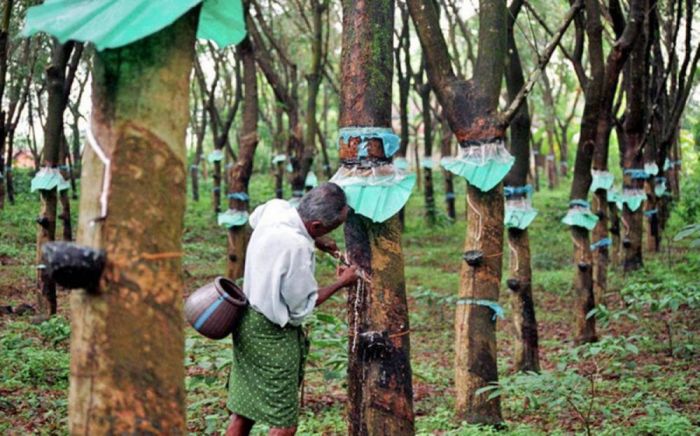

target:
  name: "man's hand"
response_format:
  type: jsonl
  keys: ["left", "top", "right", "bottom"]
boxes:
{"left": 315, "top": 236, "right": 338, "bottom": 255}
{"left": 337, "top": 265, "right": 360, "bottom": 287}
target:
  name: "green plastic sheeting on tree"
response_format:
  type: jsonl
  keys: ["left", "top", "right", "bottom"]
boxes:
{"left": 440, "top": 141, "right": 514, "bottom": 192}
{"left": 504, "top": 199, "right": 538, "bottom": 230}
{"left": 330, "top": 165, "right": 416, "bottom": 223}
{"left": 58, "top": 177, "right": 71, "bottom": 191}
{"left": 393, "top": 157, "right": 409, "bottom": 171}
{"left": 562, "top": 203, "right": 599, "bottom": 231}
{"left": 619, "top": 189, "right": 646, "bottom": 212}
{"left": 22, "top": 0, "right": 245, "bottom": 50}
{"left": 217, "top": 209, "right": 249, "bottom": 228}
{"left": 208, "top": 149, "right": 224, "bottom": 163}
{"left": 590, "top": 170, "right": 614, "bottom": 192}
{"left": 31, "top": 168, "right": 67, "bottom": 192}
{"left": 305, "top": 172, "right": 318, "bottom": 188}
{"left": 654, "top": 177, "right": 667, "bottom": 197}
{"left": 420, "top": 157, "right": 434, "bottom": 169}
{"left": 644, "top": 162, "right": 659, "bottom": 176}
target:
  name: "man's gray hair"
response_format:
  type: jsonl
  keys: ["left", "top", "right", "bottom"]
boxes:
{"left": 298, "top": 182, "right": 347, "bottom": 227}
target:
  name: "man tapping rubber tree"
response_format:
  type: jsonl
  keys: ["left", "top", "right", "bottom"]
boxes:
{"left": 226, "top": 183, "right": 360, "bottom": 436}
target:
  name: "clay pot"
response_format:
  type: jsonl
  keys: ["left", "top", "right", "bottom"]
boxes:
{"left": 185, "top": 277, "right": 248, "bottom": 340}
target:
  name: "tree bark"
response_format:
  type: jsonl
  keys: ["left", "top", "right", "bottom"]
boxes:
{"left": 226, "top": 28, "right": 258, "bottom": 281}
{"left": 340, "top": 1, "right": 415, "bottom": 433}
{"left": 504, "top": 0, "right": 539, "bottom": 373}
{"left": 621, "top": 0, "right": 649, "bottom": 272}
{"left": 69, "top": 11, "right": 197, "bottom": 434}
{"left": 440, "top": 120, "right": 456, "bottom": 220}
{"left": 36, "top": 39, "right": 76, "bottom": 318}
{"left": 409, "top": 0, "right": 507, "bottom": 425}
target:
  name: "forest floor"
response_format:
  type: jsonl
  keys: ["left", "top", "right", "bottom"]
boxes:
{"left": 1, "top": 168, "right": 699, "bottom": 435}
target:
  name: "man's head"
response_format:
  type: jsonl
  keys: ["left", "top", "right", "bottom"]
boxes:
{"left": 298, "top": 182, "right": 349, "bottom": 238}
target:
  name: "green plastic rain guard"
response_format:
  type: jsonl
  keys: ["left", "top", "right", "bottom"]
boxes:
{"left": 654, "top": 177, "right": 667, "bottom": 197}
{"left": 31, "top": 168, "right": 67, "bottom": 192}
{"left": 420, "top": 157, "right": 434, "bottom": 169}
{"left": 663, "top": 158, "right": 672, "bottom": 171}
{"left": 440, "top": 140, "right": 514, "bottom": 192}
{"left": 607, "top": 189, "right": 623, "bottom": 209}
{"left": 58, "top": 177, "right": 71, "bottom": 191}
{"left": 305, "top": 171, "right": 318, "bottom": 188}
{"left": 286, "top": 163, "right": 293, "bottom": 173}
{"left": 504, "top": 199, "right": 538, "bottom": 230}
{"left": 456, "top": 298, "right": 505, "bottom": 321}
{"left": 394, "top": 157, "right": 409, "bottom": 171}
{"left": 208, "top": 149, "right": 224, "bottom": 163}
{"left": 590, "top": 170, "right": 614, "bottom": 192}
{"left": 644, "top": 162, "right": 659, "bottom": 176}
{"left": 620, "top": 189, "right": 646, "bottom": 212}
{"left": 561, "top": 200, "right": 599, "bottom": 231}
{"left": 272, "top": 154, "right": 286, "bottom": 164}
{"left": 22, "top": 0, "right": 245, "bottom": 50}
{"left": 330, "top": 164, "right": 416, "bottom": 223}
{"left": 217, "top": 209, "right": 249, "bottom": 228}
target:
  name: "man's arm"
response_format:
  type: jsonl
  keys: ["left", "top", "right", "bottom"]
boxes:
{"left": 315, "top": 265, "right": 358, "bottom": 307}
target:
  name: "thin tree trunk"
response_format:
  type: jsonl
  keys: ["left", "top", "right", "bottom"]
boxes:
{"left": 341, "top": 1, "right": 415, "bottom": 433}
{"left": 36, "top": 39, "right": 75, "bottom": 318}
{"left": 440, "top": 120, "right": 456, "bottom": 220}
{"left": 59, "top": 134, "right": 72, "bottom": 241}
{"left": 419, "top": 80, "right": 435, "bottom": 225}
{"left": 227, "top": 29, "right": 257, "bottom": 281}
{"left": 69, "top": 11, "right": 197, "bottom": 433}
{"left": 504, "top": 0, "right": 539, "bottom": 373}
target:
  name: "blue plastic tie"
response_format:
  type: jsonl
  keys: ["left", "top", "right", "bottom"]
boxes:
{"left": 569, "top": 199, "right": 590, "bottom": 209}
{"left": 590, "top": 238, "right": 612, "bottom": 250}
{"left": 338, "top": 127, "right": 400, "bottom": 158}
{"left": 655, "top": 176, "right": 666, "bottom": 183}
{"left": 445, "top": 192, "right": 456, "bottom": 200}
{"left": 644, "top": 209, "right": 658, "bottom": 217}
{"left": 624, "top": 168, "right": 650, "bottom": 179}
{"left": 212, "top": 187, "right": 221, "bottom": 193}
{"left": 190, "top": 164, "right": 199, "bottom": 170}
{"left": 504, "top": 184, "right": 533, "bottom": 198}
{"left": 292, "top": 190, "right": 304, "bottom": 197}
{"left": 58, "top": 164, "right": 70, "bottom": 171}
{"left": 227, "top": 192, "right": 249, "bottom": 201}
{"left": 456, "top": 299, "right": 505, "bottom": 321}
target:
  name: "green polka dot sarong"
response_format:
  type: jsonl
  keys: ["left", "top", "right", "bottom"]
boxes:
{"left": 227, "top": 308, "right": 309, "bottom": 428}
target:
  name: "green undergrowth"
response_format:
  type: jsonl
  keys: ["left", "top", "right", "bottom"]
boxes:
{"left": 1, "top": 168, "right": 699, "bottom": 434}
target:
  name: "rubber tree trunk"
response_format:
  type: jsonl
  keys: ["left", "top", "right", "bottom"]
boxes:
{"left": 299, "top": 0, "right": 327, "bottom": 191}
{"left": 504, "top": 0, "right": 539, "bottom": 373}
{"left": 226, "top": 32, "right": 258, "bottom": 281}
{"left": 191, "top": 99, "right": 206, "bottom": 202}
{"left": 68, "top": 12, "right": 197, "bottom": 434}
{"left": 395, "top": 3, "right": 410, "bottom": 228}
{"left": 212, "top": 155, "right": 222, "bottom": 213}
{"left": 340, "top": 1, "right": 415, "bottom": 433}
{"left": 59, "top": 134, "right": 73, "bottom": 241}
{"left": 621, "top": 1, "right": 649, "bottom": 272}
{"left": 0, "top": 0, "right": 13, "bottom": 210}
{"left": 440, "top": 120, "right": 456, "bottom": 220}
{"left": 568, "top": 0, "right": 604, "bottom": 345}
{"left": 409, "top": 0, "right": 507, "bottom": 425}
{"left": 419, "top": 80, "right": 436, "bottom": 225}
{"left": 273, "top": 106, "right": 285, "bottom": 198}
{"left": 36, "top": 39, "right": 75, "bottom": 318}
